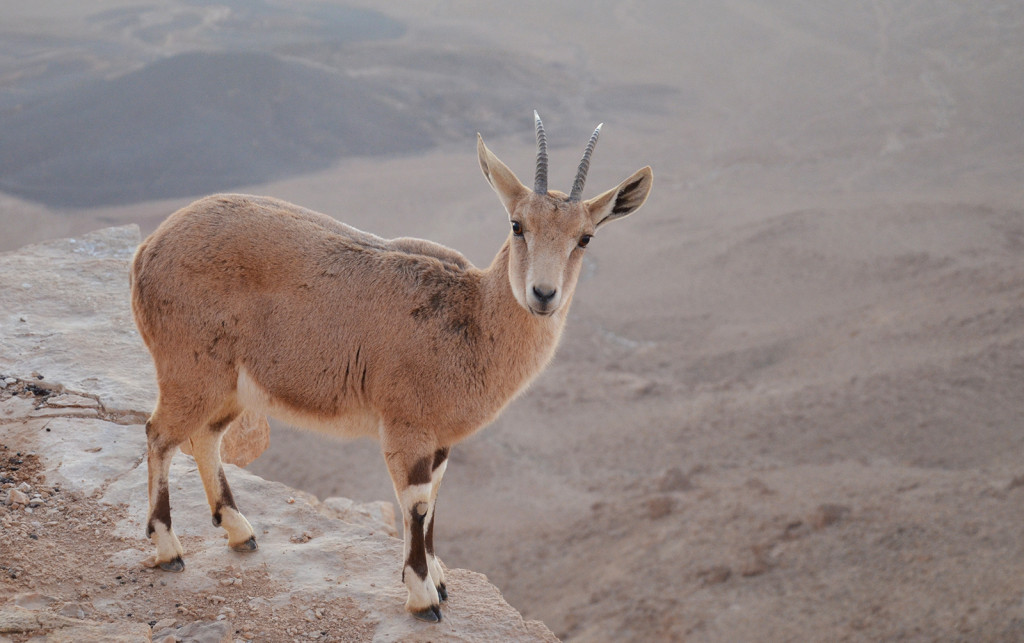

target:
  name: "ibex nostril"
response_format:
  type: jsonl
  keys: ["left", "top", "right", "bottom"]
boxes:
{"left": 532, "top": 285, "right": 557, "bottom": 303}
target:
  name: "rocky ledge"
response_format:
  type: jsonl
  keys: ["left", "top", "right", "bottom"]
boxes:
{"left": 0, "top": 227, "right": 556, "bottom": 642}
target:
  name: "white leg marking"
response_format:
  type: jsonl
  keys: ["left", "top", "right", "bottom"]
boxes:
{"left": 145, "top": 522, "right": 183, "bottom": 568}
{"left": 425, "top": 459, "right": 448, "bottom": 590}
{"left": 398, "top": 482, "right": 439, "bottom": 612}
{"left": 220, "top": 506, "right": 256, "bottom": 548}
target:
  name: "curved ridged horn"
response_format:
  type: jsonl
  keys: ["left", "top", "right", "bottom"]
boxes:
{"left": 568, "top": 123, "right": 603, "bottom": 201}
{"left": 533, "top": 110, "right": 549, "bottom": 194}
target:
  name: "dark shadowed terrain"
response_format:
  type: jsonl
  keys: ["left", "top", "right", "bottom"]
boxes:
{"left": 2, "top": 1, "right": 1024, "bottom": 640}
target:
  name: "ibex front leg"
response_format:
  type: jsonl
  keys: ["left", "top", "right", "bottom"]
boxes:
{"left": 383, "top": 432, "right": 447, "bottom": 622}
{"left": 425, "top": 447, "right": 449, "bottom": 602}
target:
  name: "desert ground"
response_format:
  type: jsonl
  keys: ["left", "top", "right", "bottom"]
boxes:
{"left": 2, "top": 1, "right": 1024, "bottom": 640}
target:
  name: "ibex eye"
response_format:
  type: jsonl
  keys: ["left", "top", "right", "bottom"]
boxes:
{"left": 511, "top": 221, "right": 524, "bottom": 236}
{"left": 578, "top": 235, "right": 592, "bottom": 248}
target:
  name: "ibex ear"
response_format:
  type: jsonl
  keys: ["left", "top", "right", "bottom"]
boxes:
{"left": 478, "top": 134, "right": 530, "bottom": 216}
{"left": 584, "top": 166, "right": 653, "bottom": 228}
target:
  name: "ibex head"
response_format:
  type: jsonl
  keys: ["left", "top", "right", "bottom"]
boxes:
{"left": 477, "top": 112, "right": 653, "bottom": 316}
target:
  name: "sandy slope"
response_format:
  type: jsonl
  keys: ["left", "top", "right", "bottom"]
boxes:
{"left": 2, "top": 1, "right": 1024, "bottom": 640}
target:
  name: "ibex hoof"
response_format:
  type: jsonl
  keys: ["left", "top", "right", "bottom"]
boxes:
{"left": 159, "top": 556, "right": 185, "bottom": 573}
{"left": 437, "top": 583, "right": 448, "bottom": 602}
{"left": 412, "top": 605, "right": 442, "bottom": 622}
{"left": 231, "top": 536, "right": 258, "bottom": 552}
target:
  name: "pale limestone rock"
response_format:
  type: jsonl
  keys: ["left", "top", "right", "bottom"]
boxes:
{"left": 0, "top": 605, "right": 83, "bottom": 633}
{"left": 46, "top": 622, "right": 154, "bottom": 642}
{"left": 0, "top": 226, "right": 152, "bottom": 418}
{"left": 0, "top": 605, "right": 147, "bottom": 641}
{"left": 320, "top": 496, "right": 398, "bottom": 536}
{"left": 6, "top": 489, "right": 28, "bottom": 506}
{"left": 154, "top": 620, "right": 233, "bottom": 643}
{"left": 11, "top": 593, "right": 55, "bottom": 611}
{"left": 0, "top": 226, "right": 268, "bottom": 466}
{"left": 44, "top": 393, "right": 101, "bottom": 409}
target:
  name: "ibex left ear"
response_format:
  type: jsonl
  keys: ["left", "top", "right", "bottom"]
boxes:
{"left": 477, "top": 134, "right": 530, "bottom": 218}
{"left": 585, "top": 166, "right": 653, "bottom": 228}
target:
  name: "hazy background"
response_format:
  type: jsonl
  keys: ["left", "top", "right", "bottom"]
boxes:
{"left": 3, "top": 2, "right": 1024, "bottom": 640}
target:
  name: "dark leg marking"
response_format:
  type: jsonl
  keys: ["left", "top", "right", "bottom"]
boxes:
{"left": 426, "top": 511, "right": 447, "bottom": 601}
{"left": 407, "top": 456, "right": 432, "bottom": 486}
{"left": 147, "top": 479, "right": 184, "bottom": 572}
{"left": 432, "top": 447, "right": 449, "bottom": 471}
{"left": 147, "top": 482, "right": 171, "bottom": 538}
{"left": 212, "top": 468, "right": 237, "bottom": 528}
{"left": 425, "top": 512, "right": 435, "bottom": 556}
{"left": 405, "top": 506, "right": 429, "bottom": 581}
{"left": 209, "top": 411, "right": 239, "bottom": 433}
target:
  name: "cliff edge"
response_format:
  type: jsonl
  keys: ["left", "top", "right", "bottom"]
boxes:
{"left": 0, "top": 226, "right": 557, "bottom": 642}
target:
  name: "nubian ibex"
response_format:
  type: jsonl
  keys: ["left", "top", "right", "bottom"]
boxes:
{"left": 130, "top": 112, "right": 652, "bottom": 621}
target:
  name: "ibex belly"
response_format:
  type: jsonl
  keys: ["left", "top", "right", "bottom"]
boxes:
{"left": 236, "top": 367, "right": 381, "bottom": 439}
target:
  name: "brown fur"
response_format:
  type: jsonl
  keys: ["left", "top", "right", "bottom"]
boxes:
{"left": 130, "top": 125, "right": 652, "bottom": 619}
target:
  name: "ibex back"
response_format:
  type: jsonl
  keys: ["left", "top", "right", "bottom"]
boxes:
{"left": 130, "top": 112, "right": 652, "bottom": 622}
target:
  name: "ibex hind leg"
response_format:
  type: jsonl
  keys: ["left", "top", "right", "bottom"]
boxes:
{"left": 189, "top": 409, "right": 257, "bottom": 552}
{"left": 144, "top": 416, "right": 185, "bottom": 571}
{"left": 143, "top": 375, "right": 240, "bottom": 570}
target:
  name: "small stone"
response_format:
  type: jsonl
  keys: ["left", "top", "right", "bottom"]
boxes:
{"left": 646, "top": 495, "right": 674, "bottom": 519}
{"left": 658, "top": 466, "right": 693, "bottom": 492}
{"left": 46, "top": 393, "right": 101, "bottom": 409}
{"left": 17, "top": 481, "right": 31, "bottom": 493}
{"left": 209, "top": 595, "right": 226, "bottom": 604}
{"left": 8, "top": 488, "right": 29, "bottom": 506}
{"left": 741, "top": 543, "right": 775, "bottom": 577}
{"left": 219, "top": 578, "right": 235, "bottom": 586}
{"left": 697, "top": 565, "right": 732, "bottom": 586}
{"left": 811, "top": 504, "right": 851, "bottom": 530}
{"left": 58, "top": 602, "right": 87, "bottom": 619}
{"left": 153, "top": 617, "right": 177, "bottom": 630}
{"left": 14, "top": 592, "right": 57, "bottom": 610}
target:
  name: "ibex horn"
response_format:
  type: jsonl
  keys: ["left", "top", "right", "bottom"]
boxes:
{"left": 569, "top": 123, "right": 602, "bottom": 201}
{"left": 533, "top": 110, "right": 549, "bottom": 195}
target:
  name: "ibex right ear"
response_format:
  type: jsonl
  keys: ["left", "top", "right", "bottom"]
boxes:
{"left": 477, "top": 134, "right": 529, "bottom": 216}
{"left": 585, "top": 166, "right": 653, "bottom": 229}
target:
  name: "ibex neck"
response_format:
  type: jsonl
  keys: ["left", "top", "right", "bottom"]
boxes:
{"left": 479, "top": 239, "right": 567, "bottom": 390}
